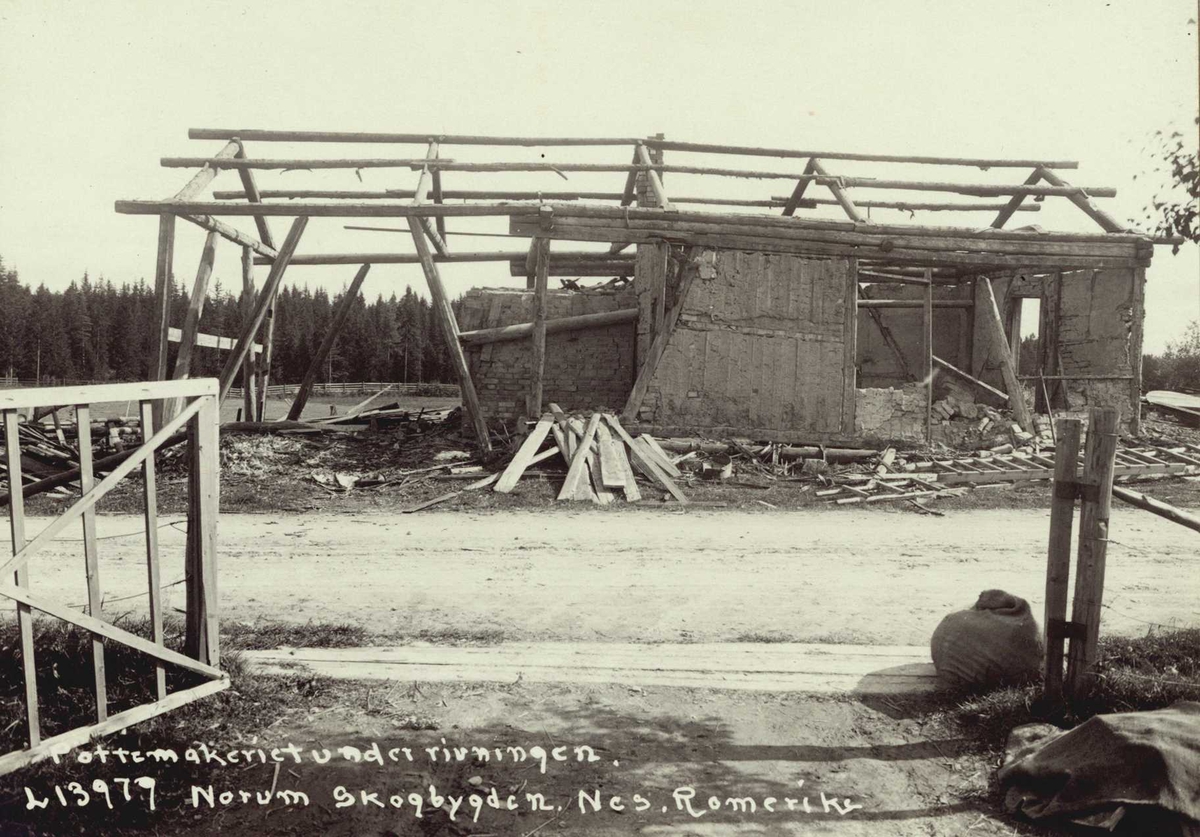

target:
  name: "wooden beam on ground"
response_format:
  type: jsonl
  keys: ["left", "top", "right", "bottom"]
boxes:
{"left": 1043, "top": 418, "right": 1081, "bottom": 705}
{"left": 1065, "top": 407, "right": 1119, "bottom": 699}
{"left": 782, "top": 159, "right": 817, "bottom": 216}
{"left": 595, "top": 422, "right": 627, "bottom": 489}
{"left": 991, "top": 169, "right": 1044, "bottom": 229}
{"left": 1112, "top": 486, "right": 1200, "bottom": 535}
{"left": 285, "top": 263, "right": 371, "bottom": 421}
{"left": 495, "top": 417, "right": 554, "bottom": 493}
{"left": 406, "top": 216, "right": 492, "bottom": 452}
{"left": 932, "top": 355, "right": 1008, "bottom": 406}
{"left": 558, "top": 414, "right": 603, "bottom": 500}
{"left": 604, "top": 415, "right": 688, "bottom": 504}
{"left": 810, "top": 158, "right": 864, "bottom": 222}
{"left": 622, "top": 247, "right": 702, "bottom": 422}
{"left": 979, "top": 276, "right": 1034, "bottom": 433}
{"left": 529, "top": 238, "right": 550, "bottom": 417}
{"left": 218, "top": 217, "right": 309, "bottom": 404}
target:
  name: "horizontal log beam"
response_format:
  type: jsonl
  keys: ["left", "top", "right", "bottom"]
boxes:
{"left": 168, "top": 327, "right": 262, "bottom": 354}
{"left": 459, "top": 308, "right": 638, "bottom": 345}
{"left": 859, "top": 299, "right": 973, "bottom": 308}
{"left": 1112, "top": 486, "right": 1200, "bottom": 535}
{"left": 121, "top": 201, "right": 1148, "bottom": 244}
{"left": 163, "top": 160, "right": 1117, "bottom": 196}
{"left": 208, "top": 188, "right": 1043, "bottom": 213}
{"left": 190, "top": 128, "right": 642, "bottom": 146}
{"left": 185, "top": 129, "right": 1079, "bottom": 168}
{"left": 506, "top": 258, "right": 633, "bottom": 277}
{"left": 252, "top": 249, "right": 624, "bottom": 266}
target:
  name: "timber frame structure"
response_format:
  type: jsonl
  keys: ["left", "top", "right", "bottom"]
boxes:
{"left": 116, "top": 129, "right": 1180, "bottom": 448}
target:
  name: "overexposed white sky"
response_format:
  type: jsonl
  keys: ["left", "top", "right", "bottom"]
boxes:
{"left": 1, "top": 0, "right": 1196, "bottom": 351}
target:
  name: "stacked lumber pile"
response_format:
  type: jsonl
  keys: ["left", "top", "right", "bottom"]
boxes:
{"left": 0, "top": 422, "right": 82, "bottom": 498}
{"left": 491, "top": 405, "right": 687, "bottom": 504}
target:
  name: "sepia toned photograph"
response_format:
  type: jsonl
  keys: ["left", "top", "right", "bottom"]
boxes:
{"left": 1, "top": 1, "right": 1198, "bottom": 834}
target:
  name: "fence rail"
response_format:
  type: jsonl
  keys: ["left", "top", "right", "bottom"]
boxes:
{"left": 226, "top": 382, "right": 461, "bottom": 400}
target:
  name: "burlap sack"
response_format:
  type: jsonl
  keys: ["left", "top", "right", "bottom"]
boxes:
{"left": 930, "top": 589, "right": 1043, "bottom": 689}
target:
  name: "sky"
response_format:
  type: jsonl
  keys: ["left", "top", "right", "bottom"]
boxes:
{"left": 0, "top": 0, "right": 1196, "bottom": 351}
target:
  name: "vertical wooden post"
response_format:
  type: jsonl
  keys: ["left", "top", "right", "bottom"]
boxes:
{"left": 529, "top": 237, "right": 550, "bottom": 418}
{"left": 184, "top": 394, "right": 220, "bottom": 667}
{"left": 287, "top": 264, "right": 372, "bottom": 421}
{"left": 1044, "top": 417, "right": 1082, "bottom": 704}
{"left": 841, "top": 258, "right": 859, "bottom": 433}
{"left": 1065, "top": 407, "right": 1119, "bottom": 699}
{"left": 256, "top": 312, "right": 276, "bottom": 421}
{"left": 75, "top": 404, "right": 107, "bottom": 720}
{"left": 406, "top": 216, "right": 492, "bottom": 452}
{"left": 240, "top": 246, "right": 257, "bottom": 424}
{"left": 979, "top": 276, "right": 1034, "bottom": 433}
{"left": 3, "top": 410, "right": 40, "bottom": 746}
{"left": 150, "top": 214, "right": 176, "bottom": 429}
{"left": 924, "top": 269, "right": 934, "bottom": 443}
{"left": 139, "top": 400, "right": 167, "bottom": 700}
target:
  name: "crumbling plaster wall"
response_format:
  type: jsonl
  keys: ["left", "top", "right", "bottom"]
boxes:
{"left": 973, "top": 268, "right": 1142, "bottom": 428}
{"left": 459, "top": 288, "right": 636, "bottom": 423}
{"left": 854, "top": 385, "right": 927, "bottom": 443}
{"left": 634, "top": 250, "right": 855, "bottom": 439}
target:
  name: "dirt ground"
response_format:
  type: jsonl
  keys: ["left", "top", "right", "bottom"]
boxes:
{"left": 22, "top": 507, "right": 1198, "bottom": 647}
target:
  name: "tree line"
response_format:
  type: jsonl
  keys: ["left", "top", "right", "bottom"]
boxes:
{"left": 0, "top": 256, "right": 458, "bottom": 386}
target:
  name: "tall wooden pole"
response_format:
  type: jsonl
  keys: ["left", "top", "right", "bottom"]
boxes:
{"left": 1065, "top": 407, "right": 1119, "bottom": 699}
{"left": 240, "top": 246, "right": 257, "bottom": 421}
{"left": 406, "top": 217, "right": 491, "bottom": 451}
{"left": 924, "top": 268, "right": 934, "bottom": 443}
{"left": 218, "top": 216, "right": 308, "bottom": 404}
{"left": 1044, "top": 417, "right": 1082, "bottom": 705}
{"left": 150, "top": 214, "right": 176, "bottom": 429}
{"left": 528, "top": 237, "right": 550, "bottom": 418}
{"left": 287, "top": 264, "right": 372, "bottom": 421}
{"left": 979, "top": 276, "right": 1034, "bottom": 433}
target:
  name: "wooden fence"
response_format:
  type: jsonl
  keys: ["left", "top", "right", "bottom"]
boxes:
{"left": 0, "top": 378, "right": 225, "bottom": 776}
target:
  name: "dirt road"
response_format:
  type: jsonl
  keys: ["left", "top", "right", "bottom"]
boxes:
{"left": 21, "top": 507, "right": 1198, "bottom": 644}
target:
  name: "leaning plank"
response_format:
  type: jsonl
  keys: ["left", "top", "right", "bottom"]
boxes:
{"left": 460, "top": 308, "right": 638, "bottom": 345}
{"left": 0, "top": 395, "right": 208, "bottom": 578}
{"left": 1036, "top": 167, "right": 1127, "bottom": 234}
{"left": 1113, "top": 486, "right": 1200, "bottom": 535}
{"left": 604, "top": 415, "right": 688, "bottom": 503}
{"left": 932, "top": 355, "right": 1008, "bottom": 406}
{"left": 171, "top": 232, "right": 219, "bottom": 382}
{"left": 809, "top": 158, "right": 863, "bottom": 222}
{"left": 558, "top": 414, "right": 603, "bottom": 500}
{"left": 614, "top": 438, "right": 642, "bottom": 502}
{"left": 979, "top": 277, "right": 1034, "bottom": 433}
{"left": 529, "top": 238, "right": 550, "bottom": 415}
{"left": 286, "top": 263, "right": 372, "bottom": 420}
{"left": 495, "top": 417, "right": 554, "bottom": 493}
{"left": 172, "top": 140, "right": 239, "bottom": 200}
{"left": 636, "top": 143, "right": 674, "bottom": 211}
{"left": 218, "top": 216, "right": 309, "bottom": 404}
{"left": 0, "top": 678, "right": 229, "bottom": 778}
{"left": 0, "top": 583, "right": 225, "bottom": 679}
{"left": 621, "top": 247, "right": 702, "bottom": 421}
{"left": 595, "top": 422, "right": 627, "bottom": 489}
{"left": 408, "top": 216, "right": 491, "bottom": 452}
{"left": 641, "top": 435, "right": 683, "bottom": 478}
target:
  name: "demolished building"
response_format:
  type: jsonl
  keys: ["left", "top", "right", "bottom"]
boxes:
{"left": 116, "top": 129, "right": 1172, "bottom": 450}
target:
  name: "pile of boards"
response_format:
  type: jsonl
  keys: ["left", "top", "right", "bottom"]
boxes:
{"left": 491, "top": 405, "right": 687, "bottom": 504}
{"left": 0, "top": 421, "right": 83, "bottom": 497}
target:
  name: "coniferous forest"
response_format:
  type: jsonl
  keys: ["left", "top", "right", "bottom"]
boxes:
{"left": 0, "top": 257, "right": 458, "bottom": 386}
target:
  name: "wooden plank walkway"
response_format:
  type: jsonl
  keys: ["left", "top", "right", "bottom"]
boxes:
{"left": 242, "top": 642, "right": 939, "bottom": 695}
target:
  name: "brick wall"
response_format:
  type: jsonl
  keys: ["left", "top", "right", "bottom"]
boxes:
{"left": 459, "top": 287, "right": 637, "bottom": 424}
